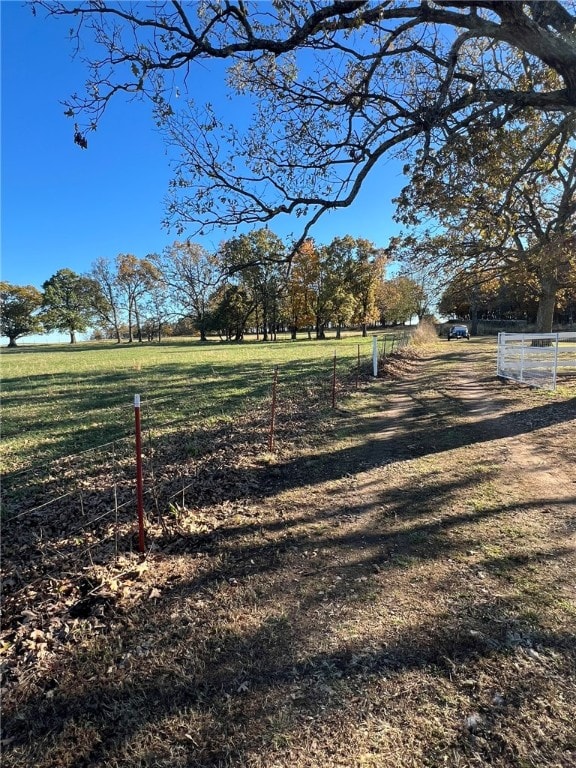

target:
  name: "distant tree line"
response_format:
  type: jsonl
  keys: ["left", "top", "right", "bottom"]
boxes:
{"left": 4, "top": 223, "right": 575, "bottom": 348}
{"left": 1, "top": 231, "right": 430, "bottom": 347}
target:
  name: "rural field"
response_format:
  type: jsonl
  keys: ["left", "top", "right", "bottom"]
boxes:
{"left": 0, "top": 333, "right": 385, "bottom": 475}
{"left": 2, "top": 332, "right": 576, "bottom": 768}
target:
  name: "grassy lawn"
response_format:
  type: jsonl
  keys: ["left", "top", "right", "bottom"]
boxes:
{"left": 1, "top": 332, "right": 400, "bottom": 475}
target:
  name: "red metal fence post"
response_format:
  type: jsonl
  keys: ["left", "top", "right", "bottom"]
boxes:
{"left": 268, "top": 366, "right": 278, "bottom": 452}
{"left": 134, "top": 394, "right": 146, "bottom": 553}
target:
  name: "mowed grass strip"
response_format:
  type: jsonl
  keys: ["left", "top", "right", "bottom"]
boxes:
{"left": 1, "top": 334, "right": 385, "bottom": 475}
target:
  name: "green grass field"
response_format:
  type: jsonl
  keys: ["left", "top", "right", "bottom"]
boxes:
{"left": 1, "top": 333, "right": 394, "bottom": 475}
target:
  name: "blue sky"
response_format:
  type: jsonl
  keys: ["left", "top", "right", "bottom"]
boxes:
{"left": 2, "top": 2, "right": 406, "bottom": 339}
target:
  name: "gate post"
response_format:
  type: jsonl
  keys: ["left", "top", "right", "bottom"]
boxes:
{"left": 552, "top": 333, "right": 560, "bottom": 390}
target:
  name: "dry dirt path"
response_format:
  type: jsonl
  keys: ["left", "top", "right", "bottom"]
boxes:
{"left": 3, "top": 338, "right": 576, "bottom": 768}
{"left": 371, "top": 340, "right": 576, "bottom": 510}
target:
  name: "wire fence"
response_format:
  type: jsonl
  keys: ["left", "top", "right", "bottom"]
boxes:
{"left": 1, "top": 333, "right": 410, "bottom": 615}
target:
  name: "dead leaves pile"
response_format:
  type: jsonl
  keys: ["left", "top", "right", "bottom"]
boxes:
{"left": 1, "top": 382, "right": 340, "bottom": 705}
{"left": 380, "top": 348, "right": 422, "bottom": 380}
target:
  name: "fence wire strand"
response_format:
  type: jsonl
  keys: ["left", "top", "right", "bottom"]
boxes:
{"left": 2, "top": 341, "right": 403, "bottom": 603}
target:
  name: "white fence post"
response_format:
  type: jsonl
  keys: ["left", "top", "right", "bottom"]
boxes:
{"left": 553, "top": 333, "right": 560, "bottom": 390}
{"left": 372, "top": 335, "right": 378, "bottom": 377}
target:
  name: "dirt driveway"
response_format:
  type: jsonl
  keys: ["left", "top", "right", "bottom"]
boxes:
{"left": 3, "top": 337, "right": 576, "bottom": 768}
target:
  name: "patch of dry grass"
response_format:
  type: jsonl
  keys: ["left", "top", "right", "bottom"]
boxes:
{"left": 408, "top": 319, "right": 441, "bottom": 347}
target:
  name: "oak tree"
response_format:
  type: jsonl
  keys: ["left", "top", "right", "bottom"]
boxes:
{"left": 377, "top": 275, "right": 424, "bottom": 326}
{"left": 284, "top": 239, "right": 318, "bottom": 339}
{"left": 208, "top": 282, "right": 254, "bottom": 341}
{"left": 115, "top": 254, "right": 160, "bottom": 342}
{"left": 41, "top": 269, "right": 100, "bottom": 343}
{"left": 394, "top": 113, "right": 576, "bottom": 331}
{"left": 221, "top": 229, "right": 287, "bottom": 340}
{"left": 90, "top": 257, "right": 124, "bottom": 343}
{"left": 155, "top": 241, "right": 225, "bottom": 341}
{"left": 0, "top": 282, "right": 44, "bottom": 347}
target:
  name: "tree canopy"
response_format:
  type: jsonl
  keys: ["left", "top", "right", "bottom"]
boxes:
{"left": 35, "top": 1, "right": 576, "bottom": 246}
{"left": 393, "top": 108, "right": 576, "bottom": 331}
{"left": 377, "top": 274, "right": 426, "bottom": 326}
{"left": 155, "top": 241, "right": 225, "bottom": 341}
{"left": 0, "top": 282, "right": 43, "bottom": 347}
{"left": 41, "top": 269, "right": 101, "bottom": 344}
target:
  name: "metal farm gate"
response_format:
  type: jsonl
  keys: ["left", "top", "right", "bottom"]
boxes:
{"left": 497, "top": 332, "right": 576, "bottom": 390}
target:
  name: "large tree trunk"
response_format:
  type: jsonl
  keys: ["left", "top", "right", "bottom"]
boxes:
{"left": 197, "top": 312, "right": 207, "bottom": 341}
{"left": 315, "top": 313, "right": 326, "bottom": 339}
{"left": 8, "top": 337, "right": 17, "bottom": 347}
{"left": 111, "top": 307, "right": 121, "bottom": 343}
{"left": 69, "top": 330, "right": 77, "bottom": 344}
{"left": 535, "top": 277, "right": 558, "bottom": 333}
{"left": 470, "top": 305, "right": 479, "bottom": 336}
{"left": 262, "top": 300, "right": 269, "bottom": 341}
{"left": 127, "top": 302, "right": 134, "bottom": 342}
{"left": 134, "top": 301, "right": 143, "bottom": 342}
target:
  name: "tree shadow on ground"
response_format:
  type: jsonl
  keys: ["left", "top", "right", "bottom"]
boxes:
{"left": 250, "top": 395, "right": 576, "bottom": 497}
{"left": 2, "top": 382, "right": 574, "bottom": 597}
{"left": 3, "top": 457, "right": 575, "bottom": 767}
